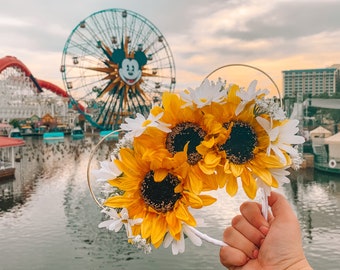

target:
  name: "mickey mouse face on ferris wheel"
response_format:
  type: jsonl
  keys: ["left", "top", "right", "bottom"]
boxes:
{"left": 112, "top": 48, "right": 148, "bottom": 87}
{"left": 119, "top": 58, "right": 142, "bottom": 86}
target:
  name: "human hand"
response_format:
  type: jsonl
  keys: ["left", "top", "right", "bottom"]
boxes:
{"left": 219, "top": 191, "right": 312, "bottom": 270}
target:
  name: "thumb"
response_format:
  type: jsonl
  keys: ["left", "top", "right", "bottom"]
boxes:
{"left": 268, "top": 191, "right": 296, "bottom": 221}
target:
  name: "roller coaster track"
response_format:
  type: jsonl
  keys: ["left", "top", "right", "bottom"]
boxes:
{"left": 0, "top": 55, "right": 84, "bottom": 111}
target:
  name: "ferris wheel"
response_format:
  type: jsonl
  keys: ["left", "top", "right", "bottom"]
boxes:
{"left": 61, "top": 8, "right": 176, "bottom": 130}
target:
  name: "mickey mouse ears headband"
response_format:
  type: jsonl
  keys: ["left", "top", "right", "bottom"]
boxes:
{"left": 86, "top": 64, "right": 304, "bottom": 254}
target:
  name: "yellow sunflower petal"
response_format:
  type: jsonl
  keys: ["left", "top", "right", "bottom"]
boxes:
{"left": 230, "top": 163, "right": 244, "bottom": 177}
{"left": 198, "top": 151, "right": 221, "bottom": 175}
{"left": 104, "top": 196, "right": 133, "bottom": 208}
{"left": 141, "top": 212, "right": 155, "bottom": 239}
{"left": 174, "top": 202, "right": 194, "bottom": 223}
{"left": 215, "top": 165, "right": 227, "bottom": 188}
{"left": 251, "top": 165, "right": 272, "bottom": 186}
{"left": 183, "top": 191, "right": 203, "bottom": 208}
{"left": 198, "top": 194, "right": 217, "bottom": 206}
{"left": 153, "top": 169, "right": 168, "bottom": 182}
{"left": 150, "top": 106, "right": 164, "bottom": 116}
{"left": 166, "top": 212, "right": 182, "bottom": 239}
{"left": 227, "top": 84, "right": 241, "bottom": 104}
{"left": 241, "top": 170, "right": 257, "bottom": 199}
{"left": 151, "top": 215, "right": 168, "bottom": 246}
{"left": 188, "top": 169, "right": 203, "bottom": 194}
{"left": 271, "top": 175, "right": 279, "bottom": 188}
{"left": 226, "top": 176, "right": 238, "bottom": 197}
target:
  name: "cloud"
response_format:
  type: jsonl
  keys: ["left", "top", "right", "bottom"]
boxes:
{"left": 0, "top": 0, "right": 340, "bottom": 95}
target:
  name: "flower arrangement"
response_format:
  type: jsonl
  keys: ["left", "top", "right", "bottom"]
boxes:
{"left": 91, "top": 78, "right": 305, "bottom": 255}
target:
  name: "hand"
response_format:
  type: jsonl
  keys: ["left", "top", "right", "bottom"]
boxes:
{"left": 219, "top": 191, "right": 312, "bottom": 270}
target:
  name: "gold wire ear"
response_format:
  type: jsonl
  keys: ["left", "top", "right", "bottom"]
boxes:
{"left": 87, "top": 129, "right": 122, "bottom": 208}
{"left": 202, "top": 63, "right": 282, "bottom": 107}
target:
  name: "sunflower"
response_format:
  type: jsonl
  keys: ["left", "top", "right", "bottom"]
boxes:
{"left": 203, "top": 83, "right": 287, "bottom": 199}
{"left": 103, "top": 144, "right": 216, "bottom": 248}
{"left": 133, "top": 92, "right": 224, "bottom": 194}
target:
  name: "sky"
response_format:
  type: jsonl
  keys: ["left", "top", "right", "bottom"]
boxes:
{"left": 1, "top": 0, "right": 340, "bottom": 97}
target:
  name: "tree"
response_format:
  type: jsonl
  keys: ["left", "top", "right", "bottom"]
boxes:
{"left": 9, "top": 119, "right": 20, "bottom": 128}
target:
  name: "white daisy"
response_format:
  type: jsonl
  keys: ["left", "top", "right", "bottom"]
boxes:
{"left": 120, "top": 111, "right": 171, "bottom": 139}
{"left": 130, "top": 235, "right": 152, "bottom": 254}
{"left": 92, "top": 160, "right": 121, "bottom": 182}
{"left": 99, "top": 208, "right": 142, "bottom": 237}
{"left": 163, "top": 224, "right": 202, "bottom": 255}
{"left": 256, "top": 116, "right": 305, "bottom": 164}
{"left": 255, "top": 99, "right": 286, "bottom": 120}
{"left": 235, "top": 80, "right": 269, "bottom": 116}
{"left": 269, "top": 167, "right": 291, "bottom": 186}
{"left": 290, "top": 147, "right": 304, "bottom": 170}
{"left": 163, "top": 223, "right": 228, "bottom": 255}
{"left": 179, "top": 78, "right": 226, "bottom": 108}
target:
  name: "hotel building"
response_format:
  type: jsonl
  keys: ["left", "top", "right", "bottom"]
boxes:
{"left": 282, "top": 67, "right": 339, "bottom": 98}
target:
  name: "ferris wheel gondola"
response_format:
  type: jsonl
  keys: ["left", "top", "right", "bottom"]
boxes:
{"left": 61, "top": 8, "right": 176, "bottom": 130}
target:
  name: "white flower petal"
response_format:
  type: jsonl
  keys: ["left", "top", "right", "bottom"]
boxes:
{"left": 92, "top": 160, "right": 121, "bottom": 181}
{"left": 163, "top": 233, "right": 173, "bottom": 248}
{"left": 272, "top": 145, "right": 286, "bottom": 164}
{"left": 113, "top": 221, "right": 124, "bottom": 232}
{"left": 171, "top": 241, "right": 179, "bottom": 255}
{"left": 256, "top": 116, "right": 270, "bottom": 132}
{"left": 98, "top": 220, "right": 114, "bottom": 229}
{"left": 176, "top": 232, "right": 185, "bottom": 254}
{"left": 180, "top": 79, "right": 226, "bottom": 108}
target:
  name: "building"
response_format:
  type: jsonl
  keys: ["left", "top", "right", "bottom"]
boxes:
{"left": 0, "top": 56, "right": 85, "bottom": 130}
{"left": 282, "top": 67, "right": 339, "bottom": 98}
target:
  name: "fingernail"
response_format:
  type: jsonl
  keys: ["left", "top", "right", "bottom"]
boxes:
{"left": 259, "top": 225, "right": 269, "bottom": 236}
{"left": 252, "top": 249, "right": 259, "bottom": 259}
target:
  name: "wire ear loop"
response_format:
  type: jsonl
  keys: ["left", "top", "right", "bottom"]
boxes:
{"left": 87, "top": 129, "right": 123, "bottom": 209}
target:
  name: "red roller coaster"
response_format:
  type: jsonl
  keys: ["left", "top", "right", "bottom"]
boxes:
{"left": 0, "top": 55, "right": 84, "bottom": 111}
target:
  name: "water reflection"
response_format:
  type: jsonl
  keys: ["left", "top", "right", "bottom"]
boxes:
{"left": 286, "top": 169, "right": 340, "bottom": 267}
{"left": 0, "top": 137, "right": 339, "bottom": 269}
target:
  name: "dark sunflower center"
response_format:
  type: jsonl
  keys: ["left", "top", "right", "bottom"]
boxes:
{"left": 140, "top": 171, "right": 182, "bottom": 213}
{"left": 219, "top": 121, "right": 257, "bottom": 164}
{"left": 166, "top": 122, "right": 206, "bottom": 165}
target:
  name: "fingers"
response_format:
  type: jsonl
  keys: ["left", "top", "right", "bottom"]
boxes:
{"left": 240, "top": 201, "right": 269, "bottom": 230}
{"left": 219, "top": 245, "right": 249, "bottom": 268}
{"left": 232, "top": 215, "right": 266, "bottom": 248}
{"left": 223, "top": 222, "right": 258, "bottom": 259}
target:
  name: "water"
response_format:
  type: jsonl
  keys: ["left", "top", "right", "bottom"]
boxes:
{"left": 0, "top": 136, "right": 339, "bottom": 270}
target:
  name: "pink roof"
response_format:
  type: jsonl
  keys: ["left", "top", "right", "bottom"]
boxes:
{"left": 0, "top": 137, "right": 25, "bottom": 148}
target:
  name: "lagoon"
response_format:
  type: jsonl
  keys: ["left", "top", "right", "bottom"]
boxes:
{"left": 0, "top": 136, "right": 339, "bottom": 270}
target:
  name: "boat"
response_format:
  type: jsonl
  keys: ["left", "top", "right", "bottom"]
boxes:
{"left": 71, "top": 126, "right": 84, "bottom": 140}
{"left": 311, "top": 126, "right": 340, "bottom": 174}
{"left": 0, "top": 137, "right": 25, "bottom": 180}
{"left": 43, "top": 127, "right": 65, "bottom": 140}
{"left": 99, "top": 130, "right": 119, "bottom": 141}
{"left": 9, "top": 128, "right": 23, "bottom": 139}
{"left": 43, "top": 131, "right": 65, "bottom": 140}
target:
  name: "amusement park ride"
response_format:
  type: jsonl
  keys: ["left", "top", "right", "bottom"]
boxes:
{"left": 0, "top": 8, "right": 176, "bottom": 131}
{"left": 60, "top": 8, "right": 176, "bottom": 130}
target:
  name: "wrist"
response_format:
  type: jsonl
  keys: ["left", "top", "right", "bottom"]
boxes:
{"left": 286, "top": 257, "right": 313, "bottom": 270}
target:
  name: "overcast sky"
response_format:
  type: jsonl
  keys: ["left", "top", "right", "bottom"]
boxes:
{"left": 1, "top": 0, "right": 340, "bottom": 96}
